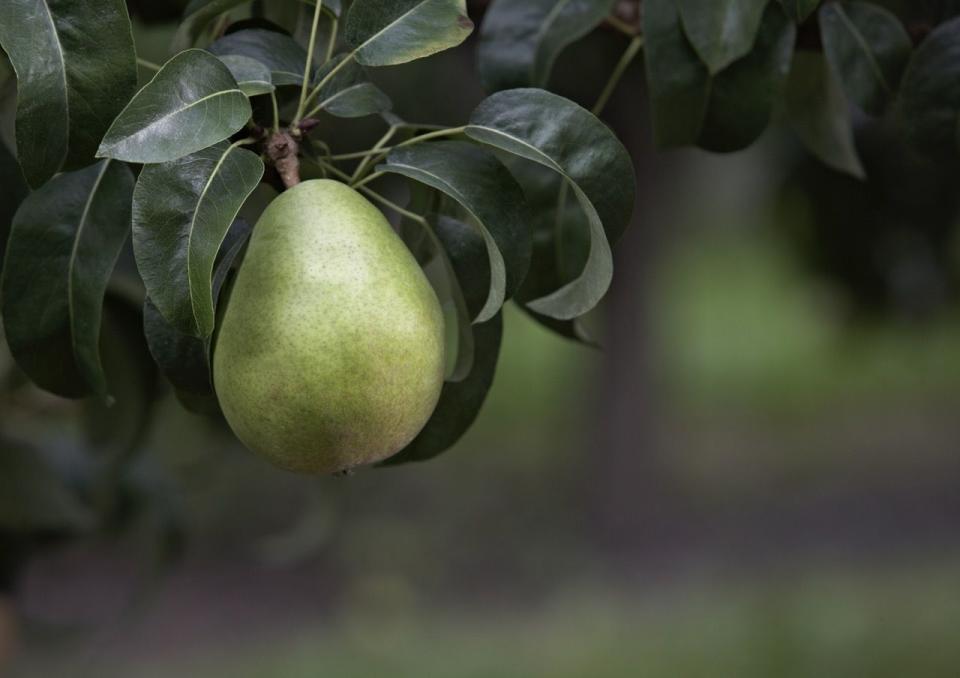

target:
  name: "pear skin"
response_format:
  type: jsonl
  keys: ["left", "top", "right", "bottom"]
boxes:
{"left": 213, "top": 179, "right": 445, "bottom": 474}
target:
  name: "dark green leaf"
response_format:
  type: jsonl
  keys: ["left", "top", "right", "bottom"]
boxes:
{"left": 0, "top": 438, "right": 93, "bottom": 533}
{"left": 0, "top": 141, "right": 28, "bottom": 261}
{"left": 465, "top": 89, "right": 635, "bottom": 320}
{"left": 144, "top": 219, "right": 251, "bottom": 410}
{"left": 0, "top": 160, "right": 134, "bottom": 398}
{"left": 98, "top": 50, "right": 251, "bottom": 164}
{"left": 819, "top": 1, "right": 912, "bottom": 116}
{"left": 477, "top": 0, "right": 617, "bottom": 91}
{"left": 133, "top": 141, "right": 263, "bottom": 339}
{"left": 218, "top": 54, "right": 276, "bottom": 96}
{"left": 344, "top": 0, "right": 474, "bottom": 67}
{"left": 784, "top": 51, "right": 865, "bottom": 178}
{"left": 643, "top": 0, "right": 711, "bottom": 147}
{"left": 676, "top": 0, "right": 770, "bottom": 74}
{"left": 383, "top": 312, "right": 502, "bottom": 465}
{"left": 173, "top": 0, "right": 252, "bottom": 52}
{"left": 697, "top": 3, "right": 796, "bottom": 152}
{"left": 779, "top": 0, "right": 819, "bottom": 22}
{"left": 209, "top": 28, "right": 312, "bottom": 86}
{"left": 377, "top": 140, "right": 531, "bottom": 322}
{"left": 897, "top": 16, "right": 960, "bottom": 156}
{"left": 0, "top": 0, "right": 137, "bottom": 187}
{"left": 310, "top": 54, "right": 392, "bottom": 117}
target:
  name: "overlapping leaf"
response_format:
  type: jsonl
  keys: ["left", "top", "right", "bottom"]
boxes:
{"left": 0, "top": 0, "right": 137, "bottom": 187}
{"left": 697, "top": 3, "right": 796, "bottom": 152}
{"left": 310, "top": 54, "right": 392, "bottom": 118}
{"left": 0, "top": 141, "right": 28, "bottom": 261}
{"left": 143, "top": 219, "right": 251, "bottom": 412}
{"left": 133, "top": 141, "right": 264, "bottom": 338}
{"left": 784, "top": 52, "right": 865, "bottom": 178}
{"left": 465, "top": 88, "right": 635, "bottom": 320}
{"left": 173, "top": 0, "right": 252, "bottom": 52}
{"left": 897, "top": 16, "right": 960, "bottom": 155}
{"left": 820, "top": 2, "right": 912, "bottom": 116}
{"left": 383, "top": 312, "right": 503, "bottom": 465}
{"left": 676, "top": 0, "right": 770, "bottom": 74}
{"left": 378, "top": 140, "right": 531, "bottom": 322}
{"left": 218, "top": 55, "right": 275, "bottom": 96}
{"left": 208, "top": 28, "right": 312, "bottom": 86}
{"left": 344, "top": 0, "right": 474, "bottom": 67}
{"left": 98, "top": 50, "right": 251, "bottom": 164}
{"left": 0, "top": 160, "right": 134, "bottom": 398}
{"left": 478, "top": 0, "right": 617, "bottom": 92}
{"left": 779, "top": 0, "right": 819, "bottom": 22}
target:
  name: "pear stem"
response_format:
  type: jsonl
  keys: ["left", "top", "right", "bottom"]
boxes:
{"left": 266, "top": 131, "right": 301, "bottom": 188}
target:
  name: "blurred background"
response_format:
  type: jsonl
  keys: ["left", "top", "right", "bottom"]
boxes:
{"left": 3, "top": 2, "right": 960, "bottom": 676}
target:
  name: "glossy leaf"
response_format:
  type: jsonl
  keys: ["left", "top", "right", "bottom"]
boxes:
{"left": 378, "top": 141, "right": 531, "bottom": 322}
{"left": 144, "top": 219, "right": 250, "bottom": 410}
{"left": 784, "top": 52, "right": 865, "bottom": 178}
{"left": 344, "top": 0, "right": 474, "bottom": 67}
{"left": 133, "top": 141, "right": 263, "bottom": 339}
{"left": 676, "top": 0, "right": 769, "bottom": 74}
{"left": 0, "top": 160, "right": 134, "bottom": 398}
{"left": 644, "top": 0, "right": 711, "bottom": 147}
{"left": 98, "top": 50, "right": 251, "bottom": 164}
{"left": 173, "top": 0, "right": 251, "bottom": 52}
{"left": 218, "top": 55, "right": 276, "bottom": 96}
{"left": 477, "top": 0, "right": 617, "bottom": 91}
{"left": 311, "top": 54, "right": 392, "bottom": 118}
{"left": 0, "top": 0, "right": 137, "bottom": 187}
{"left": 697, "top": 3, "right": 796, "bottom": 152}
{"left": 779, "top": 0, "right": 819, "bottom": 22}
{"left": 465, "top": 89, "right": 635, "bottom": 320}
{"left": 383, "top": 312, "right": 502, "bottom": 465}
{"left": 208, "top": 28, "right": 311, "bottom": 86}
{"left": 897, "top": 16, "right": 960, "bottom": 156}
{"left": 0, "top": 140, "right": 28, "bottom": 261}
{"left": 819, "top": 2, "right": 912, "bottom": 116}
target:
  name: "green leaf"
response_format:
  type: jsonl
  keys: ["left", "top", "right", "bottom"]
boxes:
{"left": 344, "top": 0, "right": 474, "bottom": 67}
{"left": 143, "top": 219, "right": 250, "bottom": 411}
{"left": 0, "top": 438, "right": 93, "bottom": 534}
{"left": 477, "top": 0, "right": 617, "bottom": 91}
{"left": 465, "top": 89, "right": 635, "bottom": 320}
{"left": 310, "top": 54, "right": 392, "bottom": 118}
{"left": 98, "top": 50, "right": 251, "bottom": 164}
{"left": 819, "top": 1, "right": 912, "bottom": 116}
{"left": 643, "top": 0, "right": 711, "bottom": 147}
{"left": 897, "top": 16, "right": 960, "bottom": 156}
{"left": 208, "top": 28, "right": 312, "bottom": 86}
{"left": 377, "top": 140, "right": 531, "bottom": 322}
{"left": 173, "top": 0, "right": 252, "bottom": 52}
{"left": 784, "top": 51, "right": 865, "bottom": 178}
{"left": 0, "top": 160, "right": 134, "bottom": 398}
{"left": 0, "top": 0, "right": 137, "bottom": 187}
{"left": 218, "top": 55, "right": 276, "bottom": 96}
{"left": 779, "top": 0, "right": 819, "bottom": 23}
{"left": 0, "top": 141, "right": 28, "bottom": 261}
{"left": 133, "top": 141, "right": 263, "bottom": 339}
{"left": 676, "top": 0, "right": 770, "bottom": 74}
{"left": 697, "top": 3, "right": 796, "bottom": 152}
{"left": 383, "top": 312, "right": 502, "bottom": 465}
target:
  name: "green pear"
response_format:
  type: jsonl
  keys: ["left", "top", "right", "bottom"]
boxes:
{"left": 213, "top": 179, "right": 445, "bottom": 474}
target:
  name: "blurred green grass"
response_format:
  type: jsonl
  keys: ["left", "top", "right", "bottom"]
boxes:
{"left": 104, "top": 556, "right": 960, "bottom": 678}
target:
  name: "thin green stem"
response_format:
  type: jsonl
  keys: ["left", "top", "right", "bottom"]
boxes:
{"left": 592, "top": 35, "right": 644, "bottom": 116}
{"left": 351, "top": 170, "right": 384, "bottom": 190}
{"left": 270, "top": 90, "right": 281, "bottom": 133}
{"left": 294, "top": 0, "right": 325, "bottom": 124}
{"left": 136, "top": 57, "right": 161, "bottom": 71}
{"left": 359, "top": 187, "right": 427, "bottom": 226}
{"left": 324, "top": 17, "right": 339, "bottom": 63}
{"left": 329, "top": 126, "right": 467, "bottom": 161}
{"left": 351, "top": 125, "right": 399, "bottom": 182}
{"left": 301, "top": 49, "right": 357, "bottom": 116}
{"left": 606, "top": 14, "right": 639, "bottom": 37}
{"left": 316, "top": 158, "right": 353, "bottom": 182}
